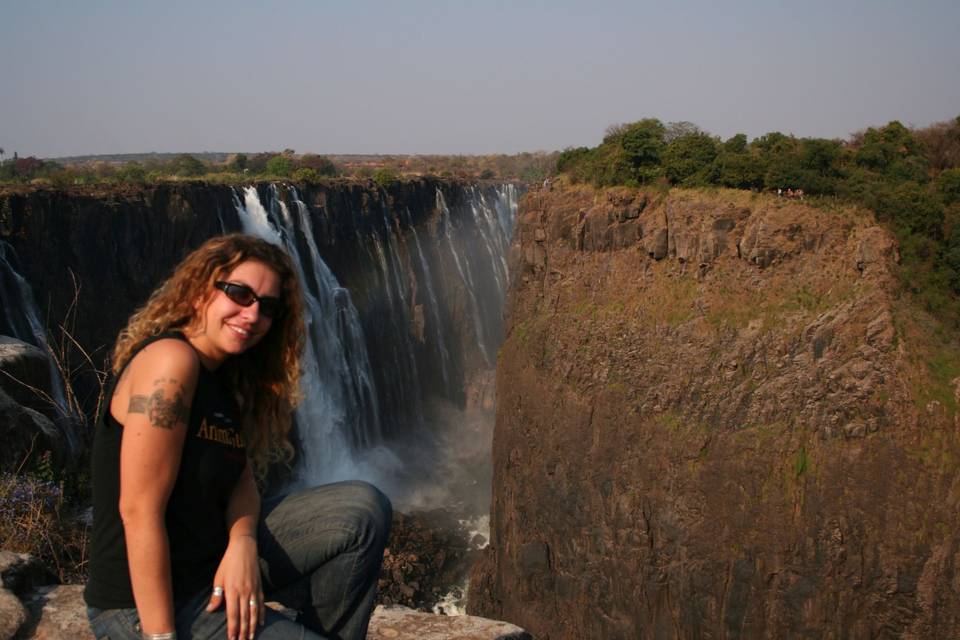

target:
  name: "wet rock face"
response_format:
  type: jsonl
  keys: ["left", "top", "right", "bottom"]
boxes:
{"left": 0, "top": 180, "right": 511, "bottom": 423}
{"left": 471, "top": 184, "right": 960, "bottom": 638}
{"left": 0, "top": 338, "right": 71, "bottom": 472}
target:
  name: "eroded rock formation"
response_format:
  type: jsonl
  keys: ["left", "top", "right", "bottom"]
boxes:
{"left": 471, "top": 184, "right": 960, "bottom": 638}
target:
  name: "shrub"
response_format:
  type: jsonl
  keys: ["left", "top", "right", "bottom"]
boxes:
{"left": 116, "top": 162, "right": 146, "bottom": 184}
{"left": 170, "top": 154, "right": 205, "bottom": 177}
{"left": 938, "top": 168, "right": 960, "bottom": 206}
{"left": 299, "top": 154, "right": 337, "bottom": 176}
{"left": 372, "top": 167, "right": 398, "bottom": 188}
{"left": 265, "top": 155, "right": 294, "bottom": 177}
{"left": 662, "top": 132, "right": 719, "bottom": 185}
{"left": 229, "top": 153, "right": 249, "bottom": 173}
{"left": 292, "top": 167, "right": 320, "bottom": 184}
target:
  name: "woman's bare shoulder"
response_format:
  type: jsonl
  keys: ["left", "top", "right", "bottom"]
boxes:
{"left": 115, "top": 337, "right": 201, "bottom": 408}
{"left": 127, "top": 338, "right": 199, "bottom": 376}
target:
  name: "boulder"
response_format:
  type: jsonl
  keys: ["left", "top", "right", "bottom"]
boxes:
{"left": 0, "top": 388, "right": 60, "bottom": 473}
{"left": 0, "top": 552, "right": 55, "bottom": 596}
{"left": 0, "top": 588, "right": 27, "bottom": 640}
{"left": 20, "top": 585, "right": 90, "bottom": 640}
{"left": 0, "top": 337, "right": 53, "bottom": 415}
{"left": 10, "top": 585, "right": 531, "bottom": 640}
{"left": 368, "top": 605, "right": 530, "bottom": 640}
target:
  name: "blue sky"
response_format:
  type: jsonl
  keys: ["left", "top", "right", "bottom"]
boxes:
{"left": 2, "top": 0, "right": 958, "bottom": 157}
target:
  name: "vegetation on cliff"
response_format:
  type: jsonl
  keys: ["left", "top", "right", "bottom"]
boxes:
{"left": 474, "top": 183, "right": 960, "bottom": 637}
{"left": 0, "top": 149, "right": 556, "bottom": 188}
{"left": 556, "top": 116, "right": 960, "bottom": 324}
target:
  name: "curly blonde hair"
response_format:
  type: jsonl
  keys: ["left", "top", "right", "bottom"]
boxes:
{"left": 112, "top": 233, "right": 305, "bottom": 476}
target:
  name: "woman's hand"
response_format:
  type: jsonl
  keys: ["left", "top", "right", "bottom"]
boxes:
{"left": 206, "top": 533, "right": 265, "bottom": 640}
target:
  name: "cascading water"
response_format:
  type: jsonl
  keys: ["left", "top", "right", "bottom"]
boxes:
{"left": 228, "top": 181, "right": 519, "bottom": 483}
{"left": 1, "top": 177, "right": 521, "bottom": 614}
{"left": 232, "top": 185, "right": 390, "bottom": 482}
{"left": 232, "top": 183, "right": 520, "bottom": 614}
{"left": 404, "top": 207, "right": 452, "bottom": 395}
{"left": 435, "top": 189, "right": 493, "bottom": 366}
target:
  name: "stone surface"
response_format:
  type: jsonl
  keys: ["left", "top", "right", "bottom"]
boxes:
{"left": 471, "top": 183, "right": 960, "bottom": 638}
{"left": 20, "top": 585, "right": 91, "bottom": 640}
{"left": 0, "top": 338, "right": 52, "bottom": 415}
{"left": 0, "top": 179, "right": 516, "bottom": 428}
{"left": 0, "top": 588, "right": 27, "bottom": 640}
{"left": 368, "top": 605, "right": 530, "bottom": 640}
{"left": 0, "top": 552, "right": 55, "bottom": 596}
{"left": 13, "top": 586, "right": 529, "bottom": 640}
{"left": 0, "top": 389, "right": 60, "bottom": 473}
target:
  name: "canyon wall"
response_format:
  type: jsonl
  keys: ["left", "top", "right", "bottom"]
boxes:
{"left": 470, "top": 184, "right": 960, "bottom": 638}
{"left": 0, "top": 179, "right": 517, "bottom": 472}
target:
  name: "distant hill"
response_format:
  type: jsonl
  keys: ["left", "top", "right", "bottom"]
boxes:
{"left": 49, "top": 152, "right": 233, "bottom": 165}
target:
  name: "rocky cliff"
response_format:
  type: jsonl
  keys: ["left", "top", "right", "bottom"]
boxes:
{"left": 0, "top": 179, "right": 515, "bottom": 443}
{"left": 470, "top": 183, "right": 960, "bottom": 638}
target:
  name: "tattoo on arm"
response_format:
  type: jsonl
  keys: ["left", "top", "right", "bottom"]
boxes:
{"left": 127, "top": 384, "right": 189, "bottom": 430}
{"left": 128, "top": 395, "right": 148, "bottom": 413}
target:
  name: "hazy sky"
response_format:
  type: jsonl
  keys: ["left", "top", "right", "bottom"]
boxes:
{"left": 2, "top": 0, "right": 958, "bottom": 158}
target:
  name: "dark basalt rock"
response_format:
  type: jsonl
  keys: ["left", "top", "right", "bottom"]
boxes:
{"left": 471, "top": 182, "right": 960, "bottom": 639}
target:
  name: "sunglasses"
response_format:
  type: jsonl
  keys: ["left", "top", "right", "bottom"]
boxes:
{"left": 214, "top": 281, "right": 284, "bottom": 319}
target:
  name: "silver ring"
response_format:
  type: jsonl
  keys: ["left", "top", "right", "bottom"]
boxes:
{"left": 249, "top": 598, "right": 258, "bottom": 607}
{"left": 212, "top": 586, "right": 224, "bottom": 597}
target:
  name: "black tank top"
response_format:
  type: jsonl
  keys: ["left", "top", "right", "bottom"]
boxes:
{"left": 84, "top": 332, "right": 248, "bottom": 609}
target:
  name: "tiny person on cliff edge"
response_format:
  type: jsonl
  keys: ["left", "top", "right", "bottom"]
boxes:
{"left": 83, "top": 233, "right": 391, "bottom": 640}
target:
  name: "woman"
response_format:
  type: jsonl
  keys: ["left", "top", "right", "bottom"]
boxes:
{"left": 84, "top": 234, "right": 392, "bottom": 640}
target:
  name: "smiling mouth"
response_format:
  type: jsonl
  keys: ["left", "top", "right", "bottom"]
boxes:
{"left": 227, "top": 324, "right": 253, "bottom": 338}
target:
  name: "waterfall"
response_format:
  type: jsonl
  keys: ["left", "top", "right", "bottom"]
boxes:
{"left": 436, "top": 189, "right": 492, "bottom": 366}
{"left": 432, "top": 184, "right": 519, "bottom": 368}
{"left": 232, "top": 185, "right": 384, "bottom": 481}
{"left": 378, "top": 203, "right": 424, "bottom": 428}
{"left": 405, "top": 207, "right": 452, "bottom": 394}
{"left": 229, "top": 182, "right": 519, "bottom": 486}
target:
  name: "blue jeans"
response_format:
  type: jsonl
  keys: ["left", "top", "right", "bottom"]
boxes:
{"left": 87, "top": 481, "right": 392, "bottom": 640}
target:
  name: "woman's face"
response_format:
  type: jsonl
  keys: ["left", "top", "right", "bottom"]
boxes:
{"left": 188, "top": 259, "right": 282, "bottom": 368}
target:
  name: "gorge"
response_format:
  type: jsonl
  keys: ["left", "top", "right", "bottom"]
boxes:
{"left": 470, "top": 183, "right": 960, "bottom": 639}
{"left": 0, "top": 178, "right": 518, "bottom": 615}
{"left": 4, "top": 177, "right": 960, "bottom": 639}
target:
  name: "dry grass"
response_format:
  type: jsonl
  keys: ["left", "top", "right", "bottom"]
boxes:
{"left": 0, "top": 469, "right": 90, "bottom": 583}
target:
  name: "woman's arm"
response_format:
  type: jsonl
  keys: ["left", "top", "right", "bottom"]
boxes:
{"left": 206, "top": 461, "right": 264, "bottom": 640}
{"left": 117, "top": 339, "right": 199, "bottom": 636}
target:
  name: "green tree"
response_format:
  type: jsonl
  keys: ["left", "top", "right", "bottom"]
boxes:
{"left": 868, "top": 181, "right": 943, "bottom": 239}
{"left": 662, "top": 132, "right": 719, "bottom": 185}
{"left": 372, "top": 167, "right": 398, "bottom": 188}
{"left": 619, "top": 119, "right": 666, "bottom": 170}
{"left": 116, "top": 162, "right": 146, "bottom": 184}
{"left": 723, "top": 134, "right": 748, "bottom": 153}
{"left": 299, "top": 154, "right": 337, "bottom": 176}
{"left": 229, "top": 153, "right": 249, "bottom": 173}
{"left": 292, "top": 167, "right": 320, "bottom": 183}
{"left": 170, "top": 154, "right": 205, "bottom": 177}
{"left": 937, "top": 168, "right": 960, "bottom": 206}
{"left": 854, "top": 121, "right": 927, "bottom": 182}
{"left": 712, "top": 151, "right": 765, "bottom": 189}
{"left": 751, "top": 132, "right": 797, "bottom": 154}
{"left": 265, "top": 155, "right": 294, "bottom": 177}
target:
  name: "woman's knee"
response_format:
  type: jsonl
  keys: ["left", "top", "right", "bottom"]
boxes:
{"left": 336, "top": 480, "right": 392, "bottom": 545}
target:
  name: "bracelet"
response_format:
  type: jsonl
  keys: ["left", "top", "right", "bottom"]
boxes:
{"left": 143, "top": 632, "right": 176, "bottom": 640}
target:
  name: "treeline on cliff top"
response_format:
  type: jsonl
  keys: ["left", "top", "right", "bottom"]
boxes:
{"left": 0, "top": 148, "right": 555, "bottom": 188}
{"left": 557, "top": 116, "right": 960, "bottom": 323}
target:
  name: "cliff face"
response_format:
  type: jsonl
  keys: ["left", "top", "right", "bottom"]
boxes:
{"left": 471, "top": 184, "right": 960, "bottom": 638}
{"left": 0, "top": 179, "right": 516, "bottom": 448}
